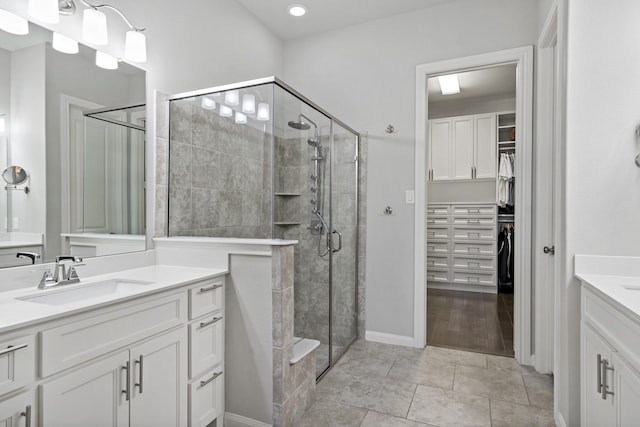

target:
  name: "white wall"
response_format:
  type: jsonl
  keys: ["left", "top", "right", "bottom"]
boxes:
{"left": 559, "top": 0, "right": 640, "bottom": 424}
{"left": 282, "top": 0, "right": 538, "bottom": 339}
{"left": 0, "top": 48, "right": 10, "bottom": 233}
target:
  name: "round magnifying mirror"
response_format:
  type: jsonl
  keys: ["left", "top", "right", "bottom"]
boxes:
{"left": 2, "top": 166, "right": 28, "bottom": 185}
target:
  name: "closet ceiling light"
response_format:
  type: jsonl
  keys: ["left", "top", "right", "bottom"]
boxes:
{"left": 219, "top": 105, "right": 233, "bottom": 118}
{"left": 287, "top": 4, "right": 307, "bottom": 17}
{"left": 257, "top": 103, "right": 270, "bottom": 121}
{"left": 438, "top": 74, "right": 460, "bottom": 95}
{"left": 95, "top": 50, "right": 118, "bottom": 69}
{"left": 28, "top": 0, "right": 59, "bottom": 24}
{"left": 235, "top": 112, "right": 248, "bottom": 124}
{"left": 242, "top": 94, "right": 256, "bottom": 114}
{"left": 225, "top": 90, "right": 240, "bottom": 106}
{"left": 83, "top": 8, "right": 108, "bottom": 45}
{"left": 0, "top": 9, "right": 29, "bottom": 35}
{"left": 201, "top": 97, "right": 216, "bottom": 110}
{"left": 52, "top": 32, "right": 79, "bottom": 54}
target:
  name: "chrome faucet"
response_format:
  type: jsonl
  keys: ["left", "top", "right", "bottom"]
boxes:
{"left": 38, "top": 256, "right": 84, "bottom": 289}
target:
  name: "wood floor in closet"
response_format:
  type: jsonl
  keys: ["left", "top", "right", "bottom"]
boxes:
{"left": 427, "top": 288, "right": 514, "bottom": 357}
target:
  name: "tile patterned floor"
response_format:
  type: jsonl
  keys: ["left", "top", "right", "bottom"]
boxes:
{"left": 298, "top": 340, "right": 554, "bottom": 427}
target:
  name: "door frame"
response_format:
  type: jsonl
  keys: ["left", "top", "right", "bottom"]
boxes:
{"left": 413, "top": 46, "right": 534, "bottom": 364}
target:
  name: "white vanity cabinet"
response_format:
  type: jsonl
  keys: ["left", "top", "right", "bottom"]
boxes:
{"left": 581, "top": 285, "right": 640, "bottom": 427}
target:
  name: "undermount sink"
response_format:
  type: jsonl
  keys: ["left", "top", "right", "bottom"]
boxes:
{"left": 622, "top": 285, "right": 640, "bottom": 291}
{"left": 17, "top": 279, "right": 154, "bottom": 306}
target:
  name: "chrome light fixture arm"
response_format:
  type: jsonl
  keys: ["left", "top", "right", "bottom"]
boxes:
{"left": 78, "top": 0, "right": 145, "bottom": 31}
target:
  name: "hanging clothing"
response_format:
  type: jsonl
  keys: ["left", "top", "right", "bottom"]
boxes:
{"left": 497, "top": 224, "right": 515, "bottom": 285}
{"left": 507, "top": 153, "right": 516, "bottom": 207}
{"left": 498, "top": 153, "right": 513, "bottom": 207}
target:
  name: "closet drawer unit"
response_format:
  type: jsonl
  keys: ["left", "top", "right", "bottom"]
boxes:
{"left": 452, "top": 270, "right": 496, "bottom": 287}
{"left": 452, "top": 226, "right": 496, "bottom": 241}
{"left": 452, "top": 255, "right": 496, "bottom": 271}
{"left": 452, "top": 204, "right": 497, "bottom": 216}
{"left": 0, "top": 334, "right": 36, "bottom": 397}
{"left": 189, "top": 314, "right": 224, "bottom": 379}
{"left": 452, "top": 241, "right": 496, "bottom": 256}
{"left": 189, "top": 369, "right": 224, "bottom": 427}
{"left": 426, "top": 255, "right": 450, "bottom": 269}
{"left": 427, "top": 205, "right": 450, "bottom": 216}
{"left": 426, "top": 216, "right": 450, "bottom": 226}
{"left": 189, "top": 278, "right": 224, "bottom": 320}
{"left": 452, "top": 216, "right": 495, "bottom": 227}
{"left": 427, "top": 225, "right": 450, "bottom": 240}
{"left": 426, "top": 268, "right": 449, "bottom": 283}
{"left": 426, "top": 240, "right": 449, "bottom": 255}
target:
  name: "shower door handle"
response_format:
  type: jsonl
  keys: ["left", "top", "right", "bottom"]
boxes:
{"left": 331, "top": 230, "right": 343, "bottom": 253}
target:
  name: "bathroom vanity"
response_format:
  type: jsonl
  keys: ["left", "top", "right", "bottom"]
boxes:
{"left": 0, "top": 262, "right": 227, "bottom": 427}
{"left": 576, "top": 255, "right": 640, "bottom": 427}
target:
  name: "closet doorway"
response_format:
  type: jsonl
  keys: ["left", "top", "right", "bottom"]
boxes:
{"left": 414, "top": 47, "right": 534, "bottom": 364}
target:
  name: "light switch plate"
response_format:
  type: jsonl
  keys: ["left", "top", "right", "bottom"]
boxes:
{"left": 405, "top": 190, "right": 415, "bottom": 204}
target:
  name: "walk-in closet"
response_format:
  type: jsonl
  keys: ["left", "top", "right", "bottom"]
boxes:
{"left": 425, "top": 64, "right": 517, "bottom": 357}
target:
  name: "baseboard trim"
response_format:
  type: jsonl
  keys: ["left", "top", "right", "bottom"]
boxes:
{"left": 365, "top": 330, "right": 415, "bottom": 347}
{"left": 224, "top": 412, "right": 271, "bottom": 427}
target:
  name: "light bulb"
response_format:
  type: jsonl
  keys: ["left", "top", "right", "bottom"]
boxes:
{"left": 201, "top": 97, "right": 216, "bottom": 110}
{"left": 242, "top": 94, "right": 256, "bottom": 114}
{"left": 95, "top": 51, "right": 118, "bottom": 70}
{"left": 83, "top": 8, "right": 108, "bottom": 45}
{"left": 28, "top": 0, "right": 59, "bottom": 24}
{"left": 235, "top": 112, "right": 247, "bottom": 124}
{"left": 288, "top": 4, "right": 307, "bottom": 17}
{"left": 257, "top": 103, "right": 270, "bottom": 121}
{"left": 52, "top": 32, "right": 79, "bottom": 54}
{"left": 224, "top": 90, "right": 239, "bottom": 106}
{"left": 219, "top": 105, "right": 233, "bottom": 118}
{"left": 125, "top": 30, "right": 146, "bottom": 63}
{"left": 0, "top": 9, "right": 29, "bottom": 35}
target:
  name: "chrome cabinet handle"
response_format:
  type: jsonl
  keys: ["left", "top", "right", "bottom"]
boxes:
{"left": 331, "top": 230, "right": 343, "bottom": 253}
{"left": 200, "top": 371, "right": 223, "bottom": 387}
{"left": 597, "top": 354, "right": 603, "bottom": 394}
{"left": 199, "top": 284, "right": 223, "bottom": 293}
{"left": 0, "top": 343, "right": 28, "bottom": 357}
{"left": 135, "top": 355, "right": 144, "bottom": 394}
{"left": 601, "top": 358, "right": 615, "bottom": 400}
{"left": 200, "top": 316, "right": 223, "bottom": 328}
{"left": 122, "top": 361, "right": 130, "bottom": 401}
{"left": 20, "top": 405, "right": 31, "bottom": 427}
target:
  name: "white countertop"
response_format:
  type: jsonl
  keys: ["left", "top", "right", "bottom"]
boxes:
{"left": 0, "top": 264, "right": 227, "bottom": 334}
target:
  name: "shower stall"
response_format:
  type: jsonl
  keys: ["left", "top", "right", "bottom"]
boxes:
{"left": 167, "top": 77, "right": 359, "bottom": 378}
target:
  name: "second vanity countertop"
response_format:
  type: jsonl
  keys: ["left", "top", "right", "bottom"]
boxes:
{"left": 0, "top": 264, "right": 228, "bottom": 334}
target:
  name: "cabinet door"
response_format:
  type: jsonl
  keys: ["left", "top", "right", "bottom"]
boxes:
{"left": 474, "top": 114, "right": 496, "bottom": 179}
{"left": 0, "top": 391, "right": 36, "bottom": 427}
{"left": 613, "top": 353, "right": 640, "bottom": 427}
{"left": 429, "top": 119, "right": 451, "bottom": 181}
{"left": 129, "top": 328, "right": 187, "bottom": 427}
{"left": 452, "top": 117, "right": 474, "bottom": 180}
{"left": 41, "top": 350, "right": 129, "bottom": 427}
{"left": 581, "top": 325, "right": 615, "bottom": 427}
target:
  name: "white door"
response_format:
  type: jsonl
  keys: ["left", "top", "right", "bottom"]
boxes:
{"left": 429, "top": 119, "right": 451, "bottom": 181}
{"left": 474, "top": 114, "right": 496, "bottom": 179}
{"left": 613, "top": 353, "right": 640, "bottom": 427}
{"left": 0, "top": 391, "right": 35, "bottom": 427}
{"left": 452, "top": 117, "right": 473, "bottom": 180}
{"left": 581, "top": 325, "right": 615, "bottom": 427}
{"left": 41, "top": 350, "right": 130, "bottom": 427}
{"left": 129, "top": 328, "right": 187, "bottom": 427}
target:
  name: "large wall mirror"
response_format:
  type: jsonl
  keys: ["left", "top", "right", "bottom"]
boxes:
{"left": 0, "top": 18, "right": 146, "bottom": 268}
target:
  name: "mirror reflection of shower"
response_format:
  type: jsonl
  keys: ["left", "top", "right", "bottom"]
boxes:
{"left": 288, "top": 114, "right": 329, "bottom": 256}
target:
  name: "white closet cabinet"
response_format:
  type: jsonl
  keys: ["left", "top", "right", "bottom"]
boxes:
{"left": 428, "top": 114, "right": 496, "bottom": 181}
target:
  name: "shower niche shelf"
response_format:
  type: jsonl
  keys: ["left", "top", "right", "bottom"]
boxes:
{"left": 274, "top": 192, "right": 302, "bottom": 197}
{"left": 274, "top": 222, "right": 302, "bottom": 226}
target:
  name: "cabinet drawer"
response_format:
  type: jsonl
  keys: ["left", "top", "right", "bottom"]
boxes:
{"left": 452, "top": 241, "right": 495, "bottom": 256}
{"left": 426, "top": 205, "right": 450, "bottom": 215}
{"left": 189, "top": 315, "right": 224, "bottom": 379}
{"left": 426, "top": 268, "right": 449, "bottom": 283}
{"left": 426, "top": 240, "right": 449, "bottom": 254}
{"left": 189, "top": 278, "right": 224, "bottom": 320}
{"left": 427, "top": 226, "right": 450, "bottom": 240}
{"left": 426, "top": 255, "right": 450, "bottom": 269}
{"left": 189, "top": 369, "right": 223, "bottom": 427}
{"left": 452, "top": 270, "right": 495, "bottom": 287}
{"left": 452, "top": 255, "right": 496, "bottom": 271}
{"left": 452, "top": 205, "right": 497, "bottom": 216}
{"left": 452, "top": 226, "right": 496, "bottom": 241}
{"left": 426, "top": 216, "right": 449, "bottom": 226}
{"left": 0, "top": 335, "right": 35, "bottom": 397}
{"left": 452, "top": 216, "right": 495, "bottom": 226}
{"left": 40, "top": 293, "right": 187, "bottom": 377}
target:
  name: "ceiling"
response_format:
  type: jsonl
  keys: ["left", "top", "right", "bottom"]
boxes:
{"left": 235, "top": 0, "right": 452, "bottom": 40}
{"left": 427, "top": 64, "right": 517, "bottom": 104}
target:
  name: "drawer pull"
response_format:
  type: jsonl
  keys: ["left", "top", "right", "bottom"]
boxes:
{"left": 468, "top": 262, "right": 481, "bottom": 268}
{"left": 468, "top": 277, "right": 481, "bottom": 283}
{"left": 200, "top": 316, "right": 223, "bottom": 328}
{"left": 467, "top": 247, "right": 481, "bottom": 253}
{"left": 122, "top": 361, "right": 131, "bottom": 401}
{"left": 0, "top": 343, "right": 28, "bottom": 356}
{"left": 135, "top": 355, "right": 144, "bottom": 394}
{"left": 200, "top": 371, "right": 223, "bottom": 387}
{"left": 199, "top": 284, "right": 223, "bottom": 293}
{"left": 20, "top": 405, "right": 31, "bottom": 427}
{"left": 467, "top": 220, "right": 480, "bottom": 224}
{"left": 469, "top": 208, "right": 480, "bottom": 213}
{"left": 468, "top": 232, "right": 481, "bottom": 237}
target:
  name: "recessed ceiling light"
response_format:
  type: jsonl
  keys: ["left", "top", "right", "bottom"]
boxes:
{"left": 438, "top": 74, "right": 460, "bottom": 95}
{"left": 288, "top": 4, "right": 307, "bottom": 17}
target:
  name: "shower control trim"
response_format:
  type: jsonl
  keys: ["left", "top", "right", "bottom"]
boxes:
{"left": 308, "top": 220, "right": 324, "bottom": 235}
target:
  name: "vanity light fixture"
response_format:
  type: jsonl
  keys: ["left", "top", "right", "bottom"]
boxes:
{"left": 257, "top": 103, "right": 270, "bottom": 121}
{"left": 0, "top": 8, "right": 29, "bottom": 35}
{"left": 438, "top": 74, "right": 460, "bottom": 95}
{"left": 0, "top": 115, "right": 5, "bottom": 134}
{"left": 28, "top": 0, "right": 59, "bottom": 24}
{"left": 95, "top": 51, "right": 118, "bottom": 69}
{"left": 52, "top": 32, "right": 79, "bottom": 54}
{"left": 242, "top": 94, "right": 256, "bottom": 114}
{"left": 83, "top": 7, "right": 108, "bottom": 45}
{"left": 201, "top": 97, "right": 216, "bottom": 110}
{"left": 287, "top": 4, "right": 307, "bottom": 17}
{"left": 225, "top": 90, "right": 240, "bottom": 106}
{"left": 125, "top": 30, "right": 146, "bottom": 62}
{"left": 219, "top": 105, "right": 233, "bottom": 118}
{"left": 235, "top": 112, "right": 248, "bottom": 125}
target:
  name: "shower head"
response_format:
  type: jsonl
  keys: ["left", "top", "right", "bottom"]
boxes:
{"left": 288, "top": 120, "right": 311, "bottom": 130}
